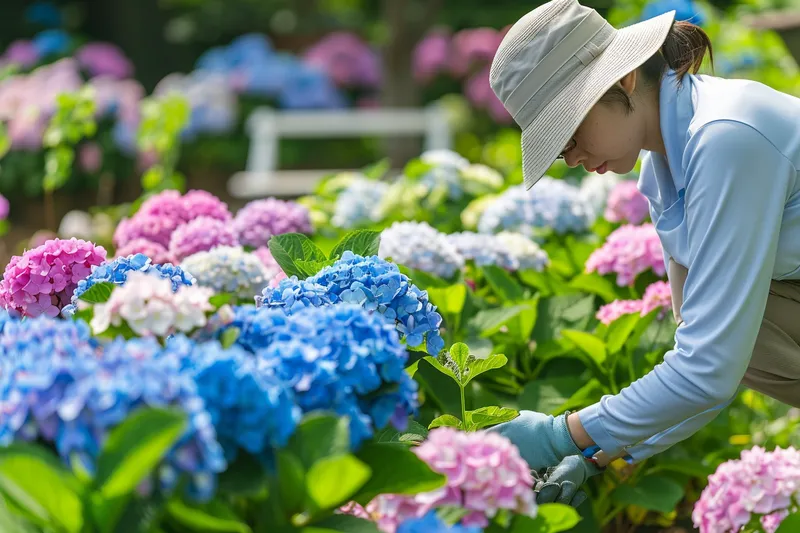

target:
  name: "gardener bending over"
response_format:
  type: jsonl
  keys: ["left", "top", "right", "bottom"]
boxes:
{"left": 488, "top": 0, "right": 800, "bottom": 506}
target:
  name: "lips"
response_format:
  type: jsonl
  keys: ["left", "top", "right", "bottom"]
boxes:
{"left": 596, "top": 162, "right": 608, "bottom": 174}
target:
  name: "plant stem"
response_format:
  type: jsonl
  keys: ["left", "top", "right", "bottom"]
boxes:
{"left": 460, "top": 384, "right": 467, "bottom": 429}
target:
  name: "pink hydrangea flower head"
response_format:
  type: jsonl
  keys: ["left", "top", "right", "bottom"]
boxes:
{"left": 182, "top": 189, "right": 232, "bottom": 222}
{"left": 5, "top": 40, "right": 40, "bottom": 68}
{"left": 596, "top": 299, "right": 644, "bottom": 325}
{"left": 338, "top": 501, "right": 371, "bottom": 520}
{"left": 641, "top": 280, "right": 671, "bottom": 318}
{"left": 585, "top": 223, "right": 666, "bottom": 286}
{"left": 692, "top": 446, "right": 800, "bottom": 533}
{"left": 114, "top": 238, "right": 174, "bottom": 265}
{"left": 449, "top": 28, "right": 503, "bottom": 77}
{"left": 303, "top": 32, "right": 382, "bottom": 89}
{"left": 0, "top": 237, "right": 107, "bottom": 317}
{"left": 233, "top": 198, "right": 312, "bottom": 248}
{"left": 363, "top": 427, "right": 537, "bottom": 532}
{"left": 75, "top": 42, "right": 134, "bottom": 79}
{"left": 113, "top": 213, "right": 182, "bottom": 249}
{"left": 604, "top": 180, "right": 650, "bottom": 225}
{"left": 169, "top": 216, "right": 238, "bottom": 263}
{"left": 0, "top": 194, "right": 9, "bottom": 221}
{"left": 137, "top": 189, "right": 185, "bottom": 222}
{"left": 78, "top": 142, "right": 103, "bottom": 173}
{"left": 413, "top": 31, "right": 451, "bottom": 83}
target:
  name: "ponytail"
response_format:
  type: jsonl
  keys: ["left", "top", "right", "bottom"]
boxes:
{"left": 599, "top": 20, "right": 714, "bottom": 112}
{"left": 646, "top": 20, "right": 714, "bottom": 83}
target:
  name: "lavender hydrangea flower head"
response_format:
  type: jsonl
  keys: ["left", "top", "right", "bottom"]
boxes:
{"left": 478, "top": 178, "right": 592, "bottom": 239}
{"left": 379, "top": 222, "right": 464, "bottom": 279}
{"left": 363, "top": 427, "right": 536, "bottom": 531}
{"left": 257, "top": 252, "right": 445, "bottom": 355}
{"left": 254, "top": 304, "right": 418, "bottom": 448}
{"left": 604, "top": 180, "right": 650, "bottom": 225}
{"left": 114, "top": 238, "right": 174, "bottom": 265}
{"left": 585, "top": 223, "right": 666, "bottom": 286}
{"left": 331, "top": 177, "right": 388, "bottom": 229}
{"left": 495, "top": 232, "right": 549, "bottom": 271}
{"left": 0, "top": 238, "right": 107, "bottom": 318}
{"left": 64, "top": 253, "right": 194, "bottom": 317}
{"left": 113, "top": 212, "right": 183, "bottom": 249}
{"left": 180, "top": 246, "right": 271, "bottom": 300}
{"left": 169, "top": 216, "right": 239, "bottom": 263}
{"left": 233, "top": 198, "right": 312, "bottom": 248}
{"left": 0, "top": 330, "right": 226, "bottom": 502}
{"left": 692, "top": 446, "right": 800, "bottom": 533}
{"left": 446, "top": 231, "right": 518, "bottom": 271}
{"left": 166, "top": 335, "right": 301, "bottom": 462}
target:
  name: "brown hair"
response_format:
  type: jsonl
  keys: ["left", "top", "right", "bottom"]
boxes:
{"left": 599, "top": 20, "right": 714, "bottom": 112}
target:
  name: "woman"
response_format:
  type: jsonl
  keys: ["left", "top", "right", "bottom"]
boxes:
{"left": 488, "top": 0, "right": 800, "bottom": 507}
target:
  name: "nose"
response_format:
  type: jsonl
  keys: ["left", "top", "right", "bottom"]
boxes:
{"left": 563, "top": 150, "right": 585, "bottom": 168}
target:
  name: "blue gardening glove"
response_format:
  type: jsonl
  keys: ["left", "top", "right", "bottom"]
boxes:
{"left": 488, "top": 410, "right": 583, "bottom": 471}
{"left": 535, "top": 455, "right": 604, "bottom": 507}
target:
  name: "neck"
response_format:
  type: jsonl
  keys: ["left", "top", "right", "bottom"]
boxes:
{"left": 640, "top": 85, "right": 666, "bottom": 156}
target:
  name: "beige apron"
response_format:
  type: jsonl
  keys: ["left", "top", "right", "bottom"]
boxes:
{"left": 669, "top": 259, "right": 800, "bottom": 407}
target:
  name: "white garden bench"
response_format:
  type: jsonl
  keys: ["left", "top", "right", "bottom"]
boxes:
{"left": 226, "top": 102, "right": 453, "bottom": 198}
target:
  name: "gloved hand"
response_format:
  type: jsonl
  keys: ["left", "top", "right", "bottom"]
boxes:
{"left": 535, "top": 455, "right": 604, "bottom": 507}
{"left": 488, "top": 410, "right": 583, "bottom": 471}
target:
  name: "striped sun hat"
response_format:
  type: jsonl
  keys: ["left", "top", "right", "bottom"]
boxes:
{"left": 490, "top": 0, "right": 675, "bottom": 189}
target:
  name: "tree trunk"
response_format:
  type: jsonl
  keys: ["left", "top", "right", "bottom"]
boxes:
{"left": 379, "top": 0, "right": 443, "bottom": 167}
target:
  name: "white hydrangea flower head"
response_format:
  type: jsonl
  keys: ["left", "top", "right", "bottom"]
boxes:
{"left": 180, "top": 245, "right": 272, "bottom": 299}
{"left": 379, "top": 221, "right": 465, "bottom": 279}
{"left": 495, "top": 231, "right": 549, "bottom": 272}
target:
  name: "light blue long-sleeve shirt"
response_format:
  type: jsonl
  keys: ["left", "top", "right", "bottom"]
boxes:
{"left": 577, "top": 71, "right": 800, "bottom": 462}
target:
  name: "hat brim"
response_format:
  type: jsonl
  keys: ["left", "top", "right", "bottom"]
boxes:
{"left": 520, "top": 10, "right": 676, "bottom": 189}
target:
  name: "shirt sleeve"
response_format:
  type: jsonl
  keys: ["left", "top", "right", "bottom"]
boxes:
{"left": 577, "top": 120, "right": 795, "bottom": 457}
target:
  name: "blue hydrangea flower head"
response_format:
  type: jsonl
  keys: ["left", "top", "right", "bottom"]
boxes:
{"left": 311, "top": 252, "right": 444, "bottom": 354}
{"left": 0, "top": 315, "right": 98, "bottom": 360}
{"left": 32, "top": 29, "right": 70, "bottom": 56}
{"left": 397, "top": 511, "right": 484, "bottom": 533}
{"left": 254, "top": 276, "right": 333, "bottom": 312}
{"left": 642, "top": 0, "right": 705, "bottom": 26}
{"left": 477, "top": 178, "right": 592, "bottom": 240}
{"left": 255, "top": 304, "right": 418, "bottom": 448}
{"left": 165, "top": 335, "right": 301, "bottom": 462}
{"left": 0, "top": 332, "right": 225, "bottom": 502}
{"left": 63, "top": 253, "right": 195, "bottom": 316}
{"left": 379, "top": 222, "right": 464, "bottom": 279}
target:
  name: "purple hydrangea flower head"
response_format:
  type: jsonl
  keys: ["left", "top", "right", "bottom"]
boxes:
{"left": 303, "top": 32, "right": 382, "bottom": 89}
{"left": 692, "top": 446, "right": 800, "bottom": 533}
{"left": 114, "top": 239, "right": 174, "bottom": 265}
{"left": 180, "top": 246, "right": 271, "bottom": 300}
{"left": 398, "top": 511, "right": 484, "bottom": 533}
{"left": 169, "top": 217, "right": 239, "bottom": 263}
{"left": 166, "top": 335, "right": 301, "bottom": 462}
{"left": 365, "top": 427, "right": 537, "bottom": 531}
{"left": 63, "top": 253, "right": 194, "bottom": 317}
{"left": 252, "top": 304, "right": 418, "bottom": 449}
{"left": 379, "top": 222, "right": 464, "bottom": 279}
{"left": 233, "top": 198, "right": 312, "bottom": 248}
{"left": 604, "top": 180, "right": 650, "bottom": 225}
{"left": 478, "top": 178, "right": 592, "bottom": 239}
{"left": 4, "top": 40, "right": 40, "bottom": 68}
{"left": 585, "top": 223, "right": 666, "bottom": 286}
{"left": 0, "top": 238, "right": 107, "bottom": 318}
{"left": 75, "top": 42, "right": 134, "bottom": 79}
{"left": 256, "top": 252, "right": 445, "bottom": 355}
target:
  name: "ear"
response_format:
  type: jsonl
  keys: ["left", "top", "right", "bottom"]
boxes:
{"left": 619, "top": 70, "right": 637, "bottom": 96}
